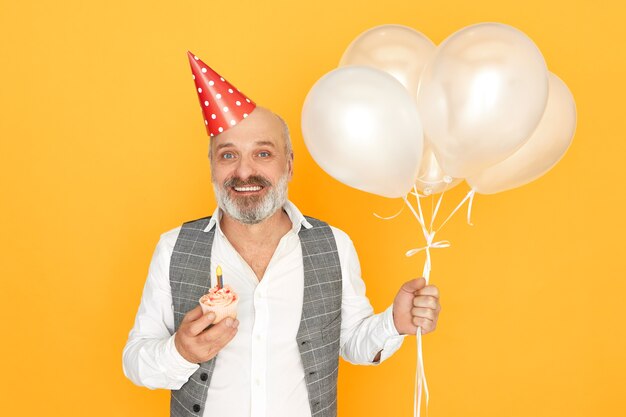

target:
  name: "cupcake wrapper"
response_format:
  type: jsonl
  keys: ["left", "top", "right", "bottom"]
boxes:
{"left": 199, "top": 298, "right": 238, "bottom": 324}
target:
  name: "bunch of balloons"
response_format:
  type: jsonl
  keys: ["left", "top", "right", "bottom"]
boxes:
{"left": 302, "top": 23, "right": 577, "bottom": 417}
{"left": 302, "top": 23, "right": 576, "bottom": 198}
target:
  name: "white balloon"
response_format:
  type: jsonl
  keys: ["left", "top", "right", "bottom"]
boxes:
{"left": 467, "top": 73, "right": 576, "bottom": 194}
{"left": 417, "top": 23, "right": 549, "bottom": 178}
{"left": 339, "top": 24, "right": 436, "bottom": 96}
{"left": 301, "top": 66, "right": 424, "bottom": 198}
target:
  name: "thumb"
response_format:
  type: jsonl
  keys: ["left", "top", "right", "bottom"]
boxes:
{"left": 400, "top": 277, "right": 426, "bottom": 294}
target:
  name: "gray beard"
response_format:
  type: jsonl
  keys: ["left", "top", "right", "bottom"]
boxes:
{"left": 213, "top": 172, "right": 289, "bottom": 225}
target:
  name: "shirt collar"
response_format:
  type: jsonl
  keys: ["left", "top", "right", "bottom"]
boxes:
{"left": 203, "top": 200, "right": 313, "bottom": 234}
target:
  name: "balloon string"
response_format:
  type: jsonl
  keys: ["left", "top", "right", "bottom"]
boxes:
{"left": 399, "top": 187, "right": 478, "bottom": 417}
{"left": 431, "top": 190, "right": 445, "bottom": 232}
{"left": 404, "top": 191, "right": 432, "bottom": 417}
{"left": 434, "top": 189, "right": 476, "bottom": 234}
{"left": 414, "top": 187, "right": 430, "bottom": 244}
{"left": 403, "top": 195, "right": 427, "bottom": 235}
{"left": 405, "top": 190, "right": 451, "bottom": 279}
{"left": 373, "top": 204, "right": 405, "bottom": 220}
{"left": 467, "top": 188, "right": 476, "bottom": 226}
{"left": 415, "top": 327, "right": 429, "bottom": 417}
{"left": 430, "top": 194, "right": 434, "bottom": 228}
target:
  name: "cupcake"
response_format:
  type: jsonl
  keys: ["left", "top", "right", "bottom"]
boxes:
{"left": 199, "top": 284, "right": 238, "bottom": 323}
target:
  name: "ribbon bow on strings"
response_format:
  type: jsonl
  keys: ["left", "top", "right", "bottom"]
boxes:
{"left": 406, "top": 231, "right": 451, "bottom": 282}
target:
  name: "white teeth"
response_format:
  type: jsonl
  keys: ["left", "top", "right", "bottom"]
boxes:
{"left": 234, "top": 186, "right": 262, "bottom": 192}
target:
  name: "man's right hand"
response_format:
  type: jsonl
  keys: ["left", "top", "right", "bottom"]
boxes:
{"left": 174, "top": 305, "right": 239, "bottom": 364}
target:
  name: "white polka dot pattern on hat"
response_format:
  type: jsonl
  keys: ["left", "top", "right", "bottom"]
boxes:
{"left": 188, "top": 51, "right": 257, "bottom": 137}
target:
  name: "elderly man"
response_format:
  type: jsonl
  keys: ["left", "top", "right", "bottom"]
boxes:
{"left": 122, "top": 54, "right": 441, "bottom": 417}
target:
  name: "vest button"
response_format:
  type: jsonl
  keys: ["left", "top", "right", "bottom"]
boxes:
{"left": 200, "top": 372, "right": 208, "bottom": 381}
{"left": 300, "top": 340, "right": 308, "bottom": 345}
{"left": 309, "top": 371, "right": 316, "bottom": 375}
{"left": 193, "top": 404, "right": 201, "bottom": 412}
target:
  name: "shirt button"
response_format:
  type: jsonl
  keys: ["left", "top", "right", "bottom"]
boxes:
{"left": 255, "top": 378, "right": 261, "bottom": 386}
{"left": 193, "top": 404, "right": 201, "bottom": 412}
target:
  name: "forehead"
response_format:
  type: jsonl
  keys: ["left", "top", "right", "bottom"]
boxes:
{"left": 211, "top": 107, "right": 285, "bottom": 151}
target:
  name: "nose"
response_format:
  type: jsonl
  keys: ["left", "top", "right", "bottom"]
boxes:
{"left": 233, "top": 155, "right": 256, "bottom": 180}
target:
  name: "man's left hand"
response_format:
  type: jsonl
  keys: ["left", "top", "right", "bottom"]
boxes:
{"left": 392, "top": 278, "right": 441, "bottom": 335}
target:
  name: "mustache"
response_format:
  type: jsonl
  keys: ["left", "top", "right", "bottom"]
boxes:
{"left": 224, "top": 175, "right": 272, "bottom": 188}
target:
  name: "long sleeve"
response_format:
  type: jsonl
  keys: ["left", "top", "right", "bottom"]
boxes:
{"left": 122, "top": 227, "right": 200, "bottom": 389}
{"left": 331, "top": 227, "right": 407, "bottom": 365}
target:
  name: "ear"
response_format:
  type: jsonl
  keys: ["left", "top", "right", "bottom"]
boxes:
{"left": 287, "top": 152, "right": 294, "bottom": 180}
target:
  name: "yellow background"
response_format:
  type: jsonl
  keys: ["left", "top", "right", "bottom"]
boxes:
{"left": 1, "top": 0, "right": 624, "bottom": 416}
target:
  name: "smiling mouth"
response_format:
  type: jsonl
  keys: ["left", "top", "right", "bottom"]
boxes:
{"left": 225, "top": 175, "right": 272, "bottom": 194}
{"left": 232, "top": 185, "right": 264, "bottom": 192}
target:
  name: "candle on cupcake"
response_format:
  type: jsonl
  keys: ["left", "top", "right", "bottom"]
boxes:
{"left": 199, "top": 265, "right": 238, "bottom": 323}
{"left": 216, "top": 265, "right": 223, "bottom": 289}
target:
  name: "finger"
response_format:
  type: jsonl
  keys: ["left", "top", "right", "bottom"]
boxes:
{"left": 420, "top": 319, "right": 436, "bottom": 334}
{"left": 412, "top": 295, "right": 439, "bottom": 309}
{"left": 400, "top": 278, "right": 427, "bottom": 295}
{"left": 411, "top": 307, "right": 437, "bottom": 321}
{"left": 412, "top": 316, "right": 434, "bottom": 330}
{"left": 212, "top": 322, "right": 238, "bottom": 347}
{"left": 200, "top": 318, "right": 238, "bottom": 345}
{"left": 188, "top": 312, "right": 217, "bottom": 336}
{"left": 181, "top": 305, "right": 204, "bottom": 323}
{"left": 417, "top": 285, "right": 440, "bottom": 298}
{"left": 203, "top": 326, "right": 238, "bottom": 360}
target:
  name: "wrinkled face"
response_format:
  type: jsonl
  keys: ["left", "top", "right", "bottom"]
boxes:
{"left": 209, "top": 107, "right": 293, "bottom": 225}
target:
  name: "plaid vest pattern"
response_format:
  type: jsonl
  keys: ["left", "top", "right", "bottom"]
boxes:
{"left": 169, "top": 215, "right": 342, "bottom": 417}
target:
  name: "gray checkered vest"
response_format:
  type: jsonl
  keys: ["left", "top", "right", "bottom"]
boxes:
{"left": 169, "top": 215, "right": 342, "bottom": 417}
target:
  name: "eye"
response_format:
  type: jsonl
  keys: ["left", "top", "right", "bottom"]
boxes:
{"left": 221, "top": 152, "right": 235, "bottom": 160}
{"left": 258, "top": 151, "right": 271, "bottom": 158}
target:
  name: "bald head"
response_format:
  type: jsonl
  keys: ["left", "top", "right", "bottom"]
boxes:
{"left": 209, "top": 106, "right": 292, "bottom": 161}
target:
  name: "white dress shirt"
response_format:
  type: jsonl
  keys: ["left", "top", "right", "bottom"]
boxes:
{"left": 123, "top": 201, "right": 406, "bottom": 417}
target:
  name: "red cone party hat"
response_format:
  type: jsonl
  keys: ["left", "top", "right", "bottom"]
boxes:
{"left": 187, "top": 51, "right": 256, "bottom": 137}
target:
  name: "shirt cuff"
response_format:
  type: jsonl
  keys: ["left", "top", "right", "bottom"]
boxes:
{"left": 370, "top": 305, "right": 407, "bottom": 363}
{"left": 163, "top": 334, "right": 201, "bottom": 373}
